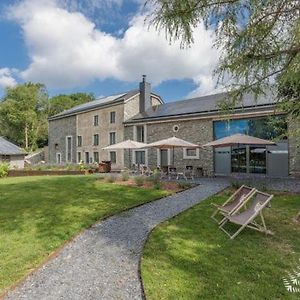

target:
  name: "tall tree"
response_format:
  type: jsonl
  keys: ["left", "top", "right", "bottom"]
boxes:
{"left": 147, "top": 0, "right": 300, "bottom": 100}
{"left": 49, "top": 92, "right": 94, "bottom": 116}
{"left": 0, "top": 83, "right": 49, "bottom": 151}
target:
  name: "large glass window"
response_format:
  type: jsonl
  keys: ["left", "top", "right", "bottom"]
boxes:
{"left": 231, "top": 146, "right": 247, "bottom": 173}
{"left": 213, "top": 116, "right": 287, "bottom": 140}
{"left": 249, "top": 146, "right": 266, "bottom": 174}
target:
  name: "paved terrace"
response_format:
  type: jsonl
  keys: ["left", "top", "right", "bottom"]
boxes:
{"left": 5, "top": 178, "right": 229, "bottom": 300}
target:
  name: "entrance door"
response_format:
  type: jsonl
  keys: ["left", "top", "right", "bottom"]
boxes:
{"left": 160, "top": 149, "right": 169, "bottom": 167}
{"left": 231, "top": 146, "right": 247, "bottom": 173}
{"left": 85, "top": 152, "right": 89, "bottom": 164}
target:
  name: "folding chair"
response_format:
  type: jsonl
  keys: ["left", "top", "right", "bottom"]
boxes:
{"left": 184, "top": 166, "right": 194, "bottom": 181}
{"left": 211, "top": 185, "right": 256, "bottom": 224}
{"left": 168, "top": 167, "right": 178, "bottom": 180}
{"left": 219, "top": 191, "right": 274, "bottom": 239}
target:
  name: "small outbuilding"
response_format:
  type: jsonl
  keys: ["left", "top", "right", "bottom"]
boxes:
{"left": 0, "top": 137, "right": 26, "bottom": 169}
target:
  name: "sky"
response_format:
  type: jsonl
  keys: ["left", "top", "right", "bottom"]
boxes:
{"left": 0, "top": 0, "right": 221, "bottom": 102}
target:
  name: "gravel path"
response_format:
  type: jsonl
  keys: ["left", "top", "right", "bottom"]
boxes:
{"left": 4, "top": 179, "right": 229, "bottom": 300}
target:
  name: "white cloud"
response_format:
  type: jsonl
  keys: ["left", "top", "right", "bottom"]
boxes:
{"left": 7, "top": 0, "right": 220, "bottom": 96}
{"left": 0, "top": 68, "right": 17, "bottom": 88}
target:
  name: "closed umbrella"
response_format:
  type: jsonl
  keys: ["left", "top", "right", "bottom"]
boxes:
{"left": 103, "top": 139, "right": 147, "bottom": 167}
{"left": 145, "top": 136, "right": 200, "bottom": 166}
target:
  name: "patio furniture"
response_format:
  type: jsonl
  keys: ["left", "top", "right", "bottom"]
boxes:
{"left": 219, "top": 191, "right": 274, "bottom": 239}
{"left": 184, "top": 166, "right": 194, "bottom": 180}
{"left": 211, "top": 185, "right": 256, "bottom": 224}
{"left": 168, "top": 167, "right": 178, "bottom": 180}
{"left": 159, "top": 166, "right": 168, "bottom": 179}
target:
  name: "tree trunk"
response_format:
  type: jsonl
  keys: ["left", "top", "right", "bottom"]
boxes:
{"left": 25, "top": 123, "right": 28, "bottom": 149}
{"left": 296, "top": 211, "right": 300, "bottom": 222}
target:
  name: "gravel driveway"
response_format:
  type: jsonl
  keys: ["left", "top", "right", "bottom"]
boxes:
{"left": 4, "top": 178, "right": 229, "bottom": 300}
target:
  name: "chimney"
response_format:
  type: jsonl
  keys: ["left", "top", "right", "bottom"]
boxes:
{"left": 139, "top": 75, "right": 151, "bottom": 113}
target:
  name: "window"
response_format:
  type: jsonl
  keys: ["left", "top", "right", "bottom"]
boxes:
{"left": 77, "top": 152, "right": 82, "bottom": 163}
{"left": 85, "top": 152, "right": 90, "bottom": 164}
{"left": 135, "top": 151, "right": 145, "bottom": 165}
{"left": 93, "top": 152, "right": 99, "bottom": 163}
{"left": 93, "top": 115, "right": 99, "bottom": 126}
{"left": 136, "top": 125, "right": 144, "bottom": 142}
{"left": 66, "top": 136, "right": 72, "bottom": 162}
{"left": 109, "top": 132, "right": 116, "bottom": 145}
{"left": 183, "top": 148, "right": 199, "bottom": 159}
{"left": 213, "top": 116, "right": 287, "bottom": 140}
{"left": 110, "top": 111, "right": 116, "bottom": 124}
{"left": 93, "top": 134, "right": 99, "bottom": 146}
{"left": 56, "top": 153, "right": 61, "bottom": 164}
{"left": 110, "top": 151, "right": 116, "bottom": 164}
{"left": 77, "top": 136, "right": 82, "bottom": 147}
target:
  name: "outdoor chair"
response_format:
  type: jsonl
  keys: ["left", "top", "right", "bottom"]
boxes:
{"left": 158, "top": 166, "right": 168, "bottom": 180}
{"left": 219, "top": 191, "right": 274, "bottom": 239}
{"left": 184, "top": 166, "right": 194, "bottom": 180}
{"left": 211, "top": 185, "right": 256, "bottom": 224}
{"left": 168, "top": 167, "right": 178, "bottom": 180}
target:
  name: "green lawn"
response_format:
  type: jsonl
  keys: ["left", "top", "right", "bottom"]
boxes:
{"left": 142, "top": 189, "right": 300, "bottom": 300}
{"left": 0, "top": 175, "right": 170, "bottom": 295}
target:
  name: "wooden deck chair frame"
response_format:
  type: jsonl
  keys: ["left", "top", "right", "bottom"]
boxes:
{"left": 219, "top": 191, "right": 274, "bottom": 240}
{"left": 211, "top": 185, "right": 256, "bottom": 224}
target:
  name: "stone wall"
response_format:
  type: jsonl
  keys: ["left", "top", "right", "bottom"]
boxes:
{"left": 76, "top": 103, "right": 125, "bottom": 169}
{"left": 125, "top": 118, "right": 214, "bottom": 175}
{"left": 48, "top": 115, "right": 77, "bottom": 163}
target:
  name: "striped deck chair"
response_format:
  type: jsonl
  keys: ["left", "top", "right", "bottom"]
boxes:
{"left": 219, "top": 191, "right": 274, "bottom": 239}
{"left": 211, "top": 185, "right": 256, "bottom": 224}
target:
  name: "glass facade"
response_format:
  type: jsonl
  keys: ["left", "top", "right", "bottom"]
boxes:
{"left": 213, "top": 116, "right": 287, "bottom": 140}
{"left": 213, "top": 116, "right": 288, "bottom": 175}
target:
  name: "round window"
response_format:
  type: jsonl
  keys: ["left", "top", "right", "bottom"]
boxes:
{"left": 172, "top": 125, "right": 179, "bottom": 133}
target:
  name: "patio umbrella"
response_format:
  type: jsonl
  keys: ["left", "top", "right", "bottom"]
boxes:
{"left": 103, "top": 139, "right": 147, "bottom": 167}
{"left": 202, "top": 133, "right": 276, "bottom": 148}
{"left": 145, "top": 136, "right": 200, "bottom": 166}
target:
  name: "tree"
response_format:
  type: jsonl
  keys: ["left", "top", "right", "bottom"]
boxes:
{"left": 147, "top": 0, "right": 300, "bottom": 100}
{"left": 49, "top": 92, "right": 94, "bottom": 116}
{"left": 0, "top": 83, "right": 49, "bottom": 151}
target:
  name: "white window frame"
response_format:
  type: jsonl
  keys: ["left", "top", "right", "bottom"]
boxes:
{"left": 93, "top": 115, "right": 99, "bottom": 126}
{"left": 56, "top": 152, "right": 62, "bottom": 164}
{"left": 133, "top": 149, "right": 148, "bottom": 166}
{"left": 109, "top": 132, "right": 116, "bottom": 145}
{"left": 133, "top": 124, "right": 147, "bottom": 143}
{"left": 183, "top": 148, "right": 200, "bottom": 159}
{"left": 65, "top": 136, "right": 73, "bottom": 162}
{"left": 110, "top": 111, "right": 116, "bottom": 124}
{"left": 77, "top": 152, "right": 82, "bottom": 163}
{"left": 93, "top": 133, "right": 99, "bottom": 146}
{"left": 77, "top": 135, "right": 82, "bottom": 147}
{"left": 109, "top": 151, "right": 117, "bottom": 164}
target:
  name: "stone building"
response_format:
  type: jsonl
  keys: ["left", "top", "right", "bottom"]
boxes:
{"left": 48, "top": 76, "right": 299, "bottom": 177}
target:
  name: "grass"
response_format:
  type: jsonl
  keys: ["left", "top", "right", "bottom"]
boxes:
{"left": 0, "top": 175, "right": 170, "bottom": 295}
{"left": 142, "top": 189, "right": 300, "bottom": 300}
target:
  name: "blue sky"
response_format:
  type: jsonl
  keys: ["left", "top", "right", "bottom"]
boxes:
{"left": 0, "top": 0, "right": 219, "bottom": 102}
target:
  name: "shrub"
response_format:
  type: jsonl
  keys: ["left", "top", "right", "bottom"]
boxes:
{"left": 106, "top": 175, "right": 116, "bottom": 183}
{"left": 134, "top": 176, "right": 145, "bottom": 187}
{"left": 121, "top": 170, "right": 130, "bottom": 181}
{"left": 153, "top": 183, "right": 161, "bottom": 190}
{"left": 230, "top": 180, "right": 242, "bottom": 189}
{"left": 147, "top": 172, "right": 161, "bottom": 185}
{"left": 177, "top": 182, "right": 193, "bottom": 190}
{"left": 0, "top": 163, "right": 9, "bottom": 178}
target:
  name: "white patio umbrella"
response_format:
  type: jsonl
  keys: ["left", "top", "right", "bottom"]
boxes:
{"left": 103, "top": 139, "right": 147, "bottom": 167}
{"left": 145, "top": 136, "right": 200, "bottom": 166}
{"left": 202, "top": 133, "right": 276, "bottom": 148}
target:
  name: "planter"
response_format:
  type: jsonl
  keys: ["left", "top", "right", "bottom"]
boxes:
{"left": 99, "top": 161, "right": 111, "bottom": 173}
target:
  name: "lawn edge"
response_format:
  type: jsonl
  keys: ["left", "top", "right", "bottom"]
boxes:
{"left": 138, "top": 186, "right": 229, "bottom": 300}
{"left": 0, "top": 184, "right": 174, "bottom": 300}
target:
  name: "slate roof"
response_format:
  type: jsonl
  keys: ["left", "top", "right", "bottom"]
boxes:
{"left": 49, "top": 90, "right": 140, "bottom": 120}
{"left": 0, "top": 137, "right": 26, "bottom": 155}
{"left": 126, "top": 91, "right": 277, "bottom": 123}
